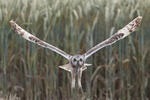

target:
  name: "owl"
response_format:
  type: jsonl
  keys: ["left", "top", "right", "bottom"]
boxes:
{"left": 10, "top": 16, "right": 142, "bottom": 89}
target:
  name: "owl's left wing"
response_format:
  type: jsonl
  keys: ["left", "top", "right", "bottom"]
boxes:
{"left": 83, "top": 16, "right": 142, "bottom": 59}
{"left": 10, "top": 20, "right": 71, "bottom": 60}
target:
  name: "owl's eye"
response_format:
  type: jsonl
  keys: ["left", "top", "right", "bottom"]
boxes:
{"left": 79, "top": 58, "right": 83, "bottom": 62}
{"left": 73, "top": 58, "right": 77, "bottom": 62}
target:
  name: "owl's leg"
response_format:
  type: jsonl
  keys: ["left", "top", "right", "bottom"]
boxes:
{"left": 71, "top": 71, "right": 76, "bottom": 88}
{"left": 77, "top": 66, "right": 87, "bottom": 88}
{"left": 78, "top": 69, "right": 83, "bottom": 88}
{"left": 77, "top": 69, "right": 85, "bottom": 95}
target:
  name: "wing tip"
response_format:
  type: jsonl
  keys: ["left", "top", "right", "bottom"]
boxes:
{"left": 9, "top": 20, "right": 16, "bottom": 28}
{"left": 135, "top": 16, "right": 142, "bottom": 25}
{"left": 137, "top": 16, "right": 142, "bottom": 19}
{"left": 126, "top": 16, "right": 142, "bottom": 33}
{"left": 9, "top": 20, "right": 14, "bottom": 24}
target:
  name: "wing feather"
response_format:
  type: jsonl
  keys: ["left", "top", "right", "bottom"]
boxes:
{"left": 10, "top": 20, "right": 71, "bottom": 60}
{"left": 84, "top": 16, "right": 142, "bottom": 59}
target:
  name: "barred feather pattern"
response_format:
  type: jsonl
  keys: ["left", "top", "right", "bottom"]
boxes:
{"left": 84, "top": 16, "right": 142, "bottom": 59}
{"left": 10, "top": 21, "right": 71, "bottom": 60}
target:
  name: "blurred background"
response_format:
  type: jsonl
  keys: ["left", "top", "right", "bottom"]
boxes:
{"left": 0, "top": 0, "right": 150, "bottom": 100}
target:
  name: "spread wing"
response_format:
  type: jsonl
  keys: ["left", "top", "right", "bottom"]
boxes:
{"left": 10, "top": 20, "right": 71, "bottom": 60}
{"left": 83, "top": 16, "right": 142, "bottom": 59}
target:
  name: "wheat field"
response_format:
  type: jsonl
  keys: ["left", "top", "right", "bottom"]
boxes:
{"left": 0, "top": 0, "right": 150, "bottom": 100}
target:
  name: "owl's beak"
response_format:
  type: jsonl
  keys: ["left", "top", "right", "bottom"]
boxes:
{"left": 76, "top": 61, "right": 80, "bottom": 72}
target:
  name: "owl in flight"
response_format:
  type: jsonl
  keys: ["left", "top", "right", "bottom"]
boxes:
{"left": 10, "top": 16, "right": 142, "bottom": 89}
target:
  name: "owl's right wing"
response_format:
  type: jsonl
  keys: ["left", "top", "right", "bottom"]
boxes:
{"left": 10, "top": 20, "right": 71, "bottom": 60}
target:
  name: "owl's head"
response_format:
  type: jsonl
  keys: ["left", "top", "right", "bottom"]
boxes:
{"left": 71, "top": 55, "right": 85, "bottom": 71}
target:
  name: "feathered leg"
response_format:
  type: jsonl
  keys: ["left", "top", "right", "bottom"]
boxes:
{"left": 78, "top": 69, "right": 83, "bottom": 88}
{"left": 71, "top": 71, "right": 76, "bottom": 88}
